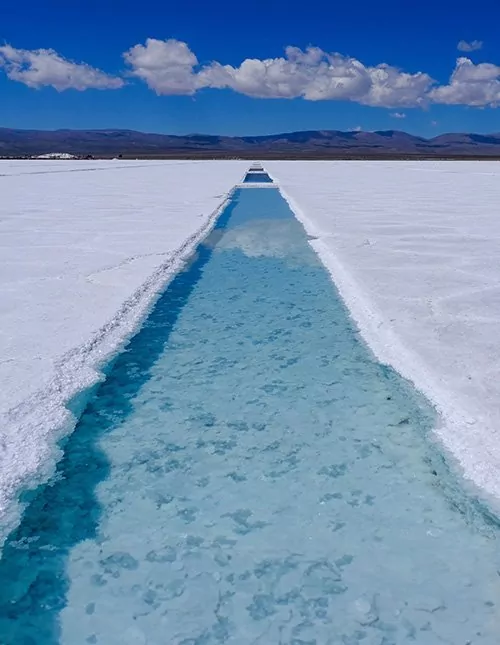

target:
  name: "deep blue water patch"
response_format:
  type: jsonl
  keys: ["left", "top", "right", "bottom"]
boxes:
{"left": 242, "top": 172, "right": 273, "bottom": 183}
{"left": 1, "top": 187, "right": 500, "bottom": 644}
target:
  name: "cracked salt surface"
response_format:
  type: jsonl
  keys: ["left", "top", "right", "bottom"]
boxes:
{"left": 1, "top": 186, "right": 500, "bottom": 644}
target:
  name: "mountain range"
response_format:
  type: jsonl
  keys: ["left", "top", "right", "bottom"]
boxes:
{"left": 2, "top": 128, "right": 500, "bottom": 158}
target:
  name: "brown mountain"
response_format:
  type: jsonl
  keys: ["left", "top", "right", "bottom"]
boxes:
{"left": 1, "top": 128, "right": 500, "bottom": 158}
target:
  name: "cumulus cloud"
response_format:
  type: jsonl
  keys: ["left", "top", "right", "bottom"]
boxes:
{"left": 430, "top": 57, "right": 500, "bottom": 106}
{"left": 457, "top": 40, "right": 483, "bottom": 52}
{"left": 0, "top": 44, "right": 124, "bottom": 91}
{"left": 200, "top": 47, "right": 372, "bottom": 101}
{"left": 124, "top": 39, "right": 434, "bottom": 108}
{"left": 390, "top": 112, "right": 406, "bottom": 118}
{"left": 362, "top": 65, "right": 432, "bottom": 107}
{"left": 123, "top": 38, "right": 200, "bottom": 94}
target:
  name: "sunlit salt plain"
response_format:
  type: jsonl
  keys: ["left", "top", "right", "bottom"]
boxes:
{"left": 0, "top": 159, "right": 246, "bottom": 542}
{"left": 268, "top": 160, "right": 500, "bottom": 502}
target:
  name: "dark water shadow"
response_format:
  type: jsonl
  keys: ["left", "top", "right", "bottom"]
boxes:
{"left": 0, "top": 201, "right": 237, "bottom": 644}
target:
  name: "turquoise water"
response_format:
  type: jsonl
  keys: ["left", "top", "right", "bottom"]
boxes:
{"left": 1, "top": 187, "right": 500, "bottom": 644}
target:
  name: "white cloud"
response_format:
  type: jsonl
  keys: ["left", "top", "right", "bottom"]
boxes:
{"left": 0, "top": 44, "right": 124, "bottom": 91}
{"left": 430, "top": 57, "right": 500, "bottom": 106}
{"left": 390, "top": 112, "right": 406, "bottom": 118}
{"left": 457, "top": 40, "right": 483, "bottom": 52}
{"left": 123, "top": 38, "right": 200, "bottom": 95}
{"left": 200, "top": 47, "right": 372, "bottom": 101}
{"left": 125, "top": 39, "right": 434, "bottom": 108}
{"left": 362, "top": 66, "right": 433, "bottom": 107}
{"left": 203, "top": 45, "right": 434, "bottom": 108}
{"left": 3, "top": 38, "right": 500, "bottom": 111}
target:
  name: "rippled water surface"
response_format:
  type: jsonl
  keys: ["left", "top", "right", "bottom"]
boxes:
{"left": 1, "top": 187, "right": 499, "bottom": 644}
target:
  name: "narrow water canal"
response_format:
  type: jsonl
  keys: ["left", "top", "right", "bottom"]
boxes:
{"left": 1, "top": 182, "right": 499, "bottom": 644}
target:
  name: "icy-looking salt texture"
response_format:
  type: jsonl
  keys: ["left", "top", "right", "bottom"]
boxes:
{"left": 267, "top": 160, "right": 500, "bottom": 501}
{"left": 1, "top": 187, "right": 499, "bottom": 644}
{"left": 0, "top": 160, "right": 246, "bottom": 545}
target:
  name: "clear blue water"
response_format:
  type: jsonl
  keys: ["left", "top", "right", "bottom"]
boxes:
{"left": 242, "top": 173, "right": 273, "bottom": 183}
{"left": 1, "top": 187, "right": 500, "bottom": 644}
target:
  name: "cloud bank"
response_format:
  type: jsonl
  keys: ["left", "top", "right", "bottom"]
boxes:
{"left": 1, "top": 39, "right": 497, "bottom": 108}
{"left": 123, "top": 39, "right": 433, "bottom": 108}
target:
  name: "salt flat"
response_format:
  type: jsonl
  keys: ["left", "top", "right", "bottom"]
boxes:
{"left": 0, "top": 159, "right": 245, "bottom": 544}
{"left": 268, "top": 160, "right": 500, "bottom": 501}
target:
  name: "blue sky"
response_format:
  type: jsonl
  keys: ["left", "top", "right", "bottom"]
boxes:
{"left": 2, "top": 0, "right": 500, "bottom": 136}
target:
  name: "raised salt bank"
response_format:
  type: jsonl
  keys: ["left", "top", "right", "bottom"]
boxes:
{"left": 0, "top": 160, "right": 246, "bottom": 544}
{"left": 268, "top": 160, "right": 500, "bottom": 501}
{"left": 1, "top": 173, "right": 499, "bottom": 644}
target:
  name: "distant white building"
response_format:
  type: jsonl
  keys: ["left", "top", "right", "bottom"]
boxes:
{"left": 34, "top": 152, "right": 77, "bottom": 160}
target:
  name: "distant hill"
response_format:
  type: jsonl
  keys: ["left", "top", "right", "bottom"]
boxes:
{"left": 2, "top": 128, "right": 500, "bottom": 158}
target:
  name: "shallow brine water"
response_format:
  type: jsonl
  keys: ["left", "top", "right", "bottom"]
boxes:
{"left": 1, "top": 187, "right": 500, "bottom": 644}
